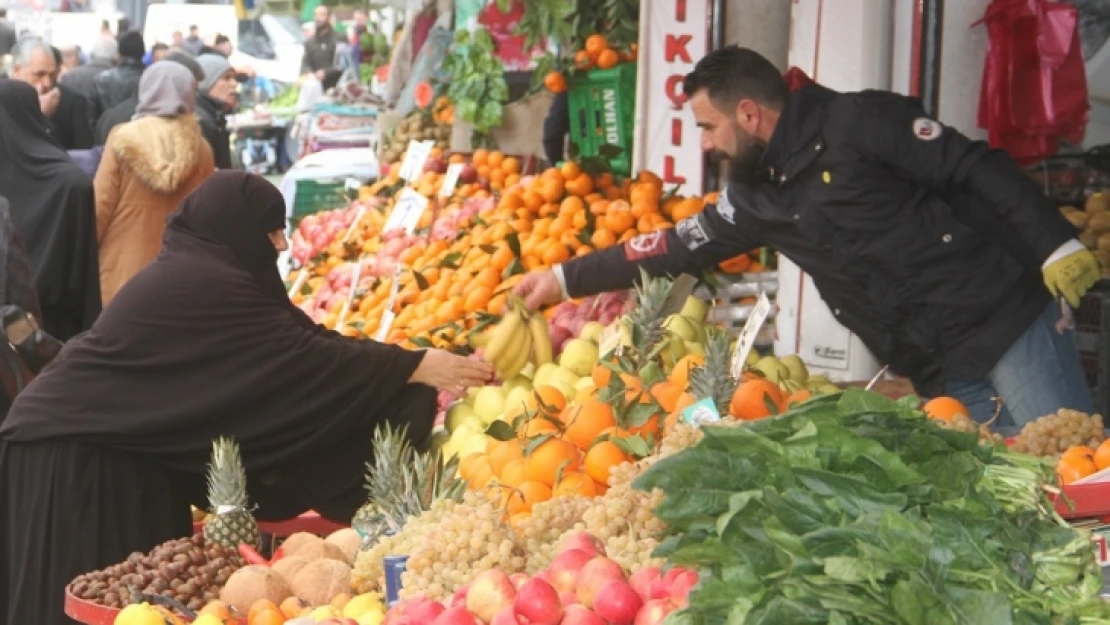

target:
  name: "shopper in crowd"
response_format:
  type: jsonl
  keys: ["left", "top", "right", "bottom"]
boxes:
{"left": 95, "top": 50, "right": 204, "bottom": 145}
{"left": 48, "top": 46, "right": 94, "bottom": 150}
{"left": 60, "top": 36, "right": 117, "bottom": 104}
{"left": 0, "top": 196, "right": 45, "bottom": 420}
{"left": 514, "top": 45, "right": 1098, "bottom": 428}
{"left": 58, "top": 44, "right": 80, "bottom": 77}
{"left": 95, "top": 63, "right": 214, "bottom": 304}
{"left": 0, "top": 171, "right": 492, "bottom": 625}
{"left": 183, "top": 25, "right": 204, "bottom": 56}
{"left": 0, "top": 10, "right": 15, "bottom": 58}
{"left": 0, "top": 81, "right": 101, "bottom": 340}
{"left": 146, "top": 42, "right": 169, "bottom": 66}
{"left": 90, "top": 30, "right": 145, "bottom": 124}
{"left": 9, "top": 39, "right": 94, "bottom": 150}
{"left": 302, "top": 4, "right": 338, "bottom": 79}
{"left": 195, "top": 53, "right": 236, "bottom": 169}
{"left": 171, "top": 30, "right": 185, "bottom": 50}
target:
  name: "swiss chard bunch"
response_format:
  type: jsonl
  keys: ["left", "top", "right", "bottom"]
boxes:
{"left": 635, "top": 390, "right": 1110, "bottom": 625}
{"left": 441, "top": 30, "right": 509, "bottom": 149}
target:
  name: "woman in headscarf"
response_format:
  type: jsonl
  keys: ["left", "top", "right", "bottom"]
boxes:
{"left": 96, "top": 62, "right": 214, "bottom": 304}
{"left": 0, "top": 171, "right": 492, "bottom": 625}
{"left": 0, "top": 80, "right": 100, "bottom": 340}
{"left": 0, "top": 196, "right": 44, "bottom": 420}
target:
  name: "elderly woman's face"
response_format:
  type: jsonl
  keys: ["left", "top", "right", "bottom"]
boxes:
{"left": 268, "top": 230, "right": 288, "bottom": 252}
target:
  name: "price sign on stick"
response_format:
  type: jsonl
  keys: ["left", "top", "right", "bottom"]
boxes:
{"left": 598, "top": 320, "right": 623, "bottom": 358}
{"left": 286, "top": 270, "right": 309, "bottom": 298}
{"left": 730, "top": 292, "right": 773, "bottom": 379}
{"left": 439, "top": 163, "right": 464, "bottom": 198}
{"left": 342, "top": 204, "right": 367, "bottom": 242}
{"left": 375, "top": 267, "right": 403, "bottom": 341}
{"left": 375, "top": 310, "right": 396, "bottom": 342}
{"left": 382, "top": 188, "right": 430, "bottom": 235}
{"left": 336, "top": 256, "right": 366, "bottom": 329}
{"left": 398, "top": 140, "right": 435, "bottom": 182}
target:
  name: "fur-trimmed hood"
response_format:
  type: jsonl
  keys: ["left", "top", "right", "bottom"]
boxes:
{"left": 110, "top": 114, "right": 206, "bottom": 194}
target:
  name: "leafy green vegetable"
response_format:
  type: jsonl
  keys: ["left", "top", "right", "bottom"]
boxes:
{"left": 635, "top": 388, "right": 1110, "bottom": 624}
{"left": 440, "top": 30, "right": 508, "bottom": 148}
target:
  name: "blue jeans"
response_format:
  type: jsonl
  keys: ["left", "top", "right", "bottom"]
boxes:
{"left": 944, "top": 302, "right": 1094, "bottom": 428}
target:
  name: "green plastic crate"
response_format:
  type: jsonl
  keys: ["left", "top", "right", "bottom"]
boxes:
{"left": 568, "top": 64, "right": 637, "bottom": 175}
{"left": 293, "top": 179, "right": 347, "bottom": 222}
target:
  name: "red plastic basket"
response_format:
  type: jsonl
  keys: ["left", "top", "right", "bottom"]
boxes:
{"left": 1002, "top": 438, "right": 1110, "bottom": 521}
{"left": 65, "top": 589, "right": 250, "bottom": 625}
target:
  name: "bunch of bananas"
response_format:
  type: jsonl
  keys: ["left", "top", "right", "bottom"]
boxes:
{"left": 481, "top": 297, "right": 553, "bottom": 380}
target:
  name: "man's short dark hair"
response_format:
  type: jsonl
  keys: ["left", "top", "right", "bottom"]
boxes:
{"left": 163, "top": 50, "right": 205, "bottom": 82}
{"left": 152, "top": 42, "right": 169, "bottom": 52}
{"left": 683, "top": 46, "right": 787, "bottom": 112}
{"left": 51, "top": 46, "right": 62, "bottom": 66}
{"left": 189, "top": 25, "right": 198, "bottom": 31}
{"left": 0, "top": 9, "right": 8, "bottom": 18}
{"left": 214, "top": 34, "right": 230, "bottom": 46}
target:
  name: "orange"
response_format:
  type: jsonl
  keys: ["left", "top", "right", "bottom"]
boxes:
{"left": 561, "top": 195, "right": 586, "bottom": 216}
{"left": 649, "top": 381, "right": 685, "bottom": 413}
{"left": 464, "top": 285, "right": 493, "bottom": 313}
{"left": 488, "top": 151, "right": 505, "bottom": 169}
{"left": 278, "top": 597, "right": 306, "bottom": 619}
{"left": 545, "top": 71, "right": 568, "bottom": 93}
{"left": 528, "top": 385, "right": 568, "bottom": 415}
{"left": 504, "top": 480, "right": 552, "bottom": 514}
{"left": 200, "top": 601, "right": 232, "bottom": 620}
{"left": 458, "top": 452, "right": 490, "bottom": 483}
{"left": 250, "top": 610, "right": 284, "bottom": 625}
{"left": 591, "top": 228, "right": 617, "bottom": 249}
{"left": 542, "top": 244, "right": 571, "bottom": 265}
{"left": 574, "top": 50, "right": 593, "bottom": 70}
{"left": 524, "top": 437, "right": 581, "bottom": 487}
{"left": 565, "top": 173, "right": 595, "bottom": 197}
{"left": 923, "top": 397, "right": 969, "bottom": 422}
{"left": 1063, "top": 445, "right": 1096, "bottom": 462}
{"left": 787, "top": 389, "right": 813, "bottom": 405}
{"left": 584, "top": 440, "right": 631, "bottom": 485}
{"left": 1095, "top": 440, "right": 1110, "bottom": 471}
{"left": 248, "top": 601, "right": 282, "bottom": 624}
{"left": 1058, "top": 454, "right": 1098, "bottom": 485}
{"left": 596, "top": 48, "right": 620, "bottom": 70}
{"left": 729, "top": 379, "right": 787, "bottom": 420}
{"left": 560, "top": 161, "right": 582, "bottom": 180}
{"left": 472, "top": 149, "right": 489, "bottom": 166}
{"left": 592, "top": 362, "right": 613, "bottom": 388}
{"left": 670, "top": 197, "right": 705, "bottom": 222}
{"left": 562, "top": 399, "right": 617, "bottom": 450}
{"left": 585, "top": 34, "right": 608, "bottom": 60}
{"left": 499, "top": 458, "right": 528, "bottom": 487}
{"left": 488, "top": 438, "right": 525, "bottom": 477}
{"left": 522, "top": 415, "right": 560, "bottom": 437}
{"left": 668, "top": 354, "right": 704, "bottom": 389}
{"left": 554, "top": 471, "right": 599, "bottom": 498}
{"left": 502, "top": 157, "right": 521, "bottom": 175}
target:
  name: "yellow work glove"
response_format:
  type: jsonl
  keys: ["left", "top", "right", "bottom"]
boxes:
{"left": 1044, "top": 248, "right": 1100, "bottom": 309}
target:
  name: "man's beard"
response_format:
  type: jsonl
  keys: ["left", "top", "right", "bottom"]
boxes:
{"left": 726, "top": 133, "right": 769, "bottom": 185}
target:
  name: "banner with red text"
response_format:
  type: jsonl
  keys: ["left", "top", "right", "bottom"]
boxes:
{"left": 634, "top": 0, "right": 711, "bottom": 194}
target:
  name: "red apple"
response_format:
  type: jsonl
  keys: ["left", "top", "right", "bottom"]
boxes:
{"left": 628, "top": 567, "right": 662, "bottom": 601}
{"left": 669, "top": 570, "right": 699, "bottom": 606}
{"left": 452, "top": 584, "right": 471, "bottom": 608}
{"left": 648, "top": 577, "right": 672, "bottom": 601}
{"left": 557, "top": 531, "right": 606, "bottom": 558}
{"left": 467, "top": 569, "right": 518, "bottom": 623}
{"left": 510, "top": 573, "right": 530, "bottom": 589}
{"left": 404, "top": 599, "right": 446, "bottom": 622}
{"left": 532, "top": 569, "right": 553, "bottom": 585}
{"left": 576, "top": 557, "right": 627, "bottom": 609}
{"left": 560, "top": 605, "right": 606, "bottom": 625}
{"left": 548, "top": 549, "right": 593, "bottom": 594}
{"left": 594, "top": 581, "right": 643, "bottom": 625}
{"left": 490, "top": 606, "right": 523, "bottom": 625}
{"left": 513, "top": 577, "right": 562, "bottom": 625}
{"left": 434, "top": 606, "right": 482, "bottom": 625}
{"left": 633, "top": 599, "right": 677, "bottom": 625}
{"left": 382, "top": 603, "right": 408, "bottom": 625}
{"left": 459, "top": 164, "right": 478, "bottom": 183}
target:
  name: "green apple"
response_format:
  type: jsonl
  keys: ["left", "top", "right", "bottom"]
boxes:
{"left": 473, "top": 386, "right": 506, "bottom": 424}
{"left": 458, "top": 432, "right": 488, "bottom": 457}
{"left": 683, "top": 340, "right": 706, "bottom": 357}
{"left": 816, "top": 384, "right": 842, "bottom": 395}
{"left": 575, "top": 377, "right": 597, "bottom": 391}
{"left": 559, "top": 338, "right": 600, "bottom": 377}
{"left": 503, "top": 386, "right": 533, "bottom": 416}
{"left": 549, "top": 380, "right": 577, "bottom": 402}
{"left": 580, "top": 321, "right": 605, "bottom": 343}
{"left": 503, "top": 375, "right": 533, "bottom": 393}
{"left": 779, "top": 354, "right": 809, "bottom": 384}
{"left": 806, "top": 374, "right": 832, "bottom": 389}
{"left": 679, "top": 296, "right": 710, "bottom": 322}
{"left": 532, "top": 362, "right": 561, "bottom": 388}
{"left": 663, "top": 314, "right": 699, "bottom": 342}
{"left": 754, "top": 356, "right": 783, "bottom": 383}
{"left": 548, "top": 365, "right": 582, "bottom": 389}
{"left": 445, "top": 402, "right": 477, "bottom": 433}
{"left": 519, "top": 362, "right": 536, "bottom": 380}
{"left": 745, "top": 349, "right": 762, "bottom": 367}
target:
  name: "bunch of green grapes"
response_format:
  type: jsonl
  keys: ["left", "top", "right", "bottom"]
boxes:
{"left": 399, "top": 490, "right": 526, "bottom": 601}
{"left": 1011, "top": 409, "right": 1105, "bottom": 458}
{"left": 351, "top": 498, "right": 459, "bottom": 594}
{"left": 517, "top": 495, "right": 595, "bottom": 574}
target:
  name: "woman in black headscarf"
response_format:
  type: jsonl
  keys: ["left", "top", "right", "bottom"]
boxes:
{"left": 0, "top": 80, "right": 101, "bottom": 340}
{"left": 0, "top": 171, "right": 492, "bottom": 625}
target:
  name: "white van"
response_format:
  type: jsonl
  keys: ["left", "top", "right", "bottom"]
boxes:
{"left": 144, "top": 5, "right": 304, "bottom": 84}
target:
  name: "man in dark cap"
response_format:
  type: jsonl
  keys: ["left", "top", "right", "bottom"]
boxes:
{"left": 90, "top": 30, "right": 145, "bottom": 124}
{"left": 94, "top": 51, "right": 204, "bottom": 145}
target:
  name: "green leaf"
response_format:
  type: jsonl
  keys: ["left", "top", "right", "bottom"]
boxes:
{"left": 457, "top": 99, "right": 478, "bottom": 122}
{"left": 611, "top": 434, "right": 652, "bottom": 458}
{"left": 410, "top": 336, "right": 434, "bottom": 348}
{"left": 821, "top": 556, "right": 893, "bottom": 584}
{"left": 836, "top": 387, "right": 902, "bottom": 414}
{"left": 506, "top": 232, "right": 522, "bottom": 257}
{"left": 523, "top": 433, "right": 553, "bottom": 456}
{"left": 440, "top": 252, "right": 463, "bottom": 269}
{"left": 598, "top": 143, "right": 625, "bottom": 159}
{"left": 412, "top": 271, "right": 429, "bottom": 291}
{"left": 479, "top": 244, "right": 498, "bottom": 254}
{"left": 485, "top": 421, "right": 516, "bottom": 442}
{"left": 502, "top": 257, "right": 525, "bottom": 279}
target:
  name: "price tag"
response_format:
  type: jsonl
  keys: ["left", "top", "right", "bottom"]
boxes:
{"left": 682, "top": 398, "right": 721, "bottom": 426}
{"left": 342, "top": 204, "right": 367, "bottom": 242}
{"left": 398, "top": 140, "right": 435, "bottom": 182}
{"left": 344, "top": 177, "right": 362, "bottom": 200}
{"left": 336, "top": 256, "right": 366, "bottom": 329}
{"left": 439, "top": 163, "right": 464, "bottom": 198}
{"left": 383, "top": 188, "right": 430, "bottom": 235}
{"left": 375, "top": 309, "right": 396, "bottom": 342}
{"left": 598, "top": 320, "right": 622, "bottom": 358}
{"left": 730, "top": 292, "right": 773, "bottom": 378}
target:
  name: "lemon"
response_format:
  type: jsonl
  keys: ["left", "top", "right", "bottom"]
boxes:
{"left": 113, "top": 603, "right": 165, "bottom": 625}
{"left": 311, "top": 605, "right": 341, "bottom": 621}
{"left": 357, "top": 609, "right": 385, "bottom": 625}
{"left": 343, "top": 592, "right": 384, "bottom": 619}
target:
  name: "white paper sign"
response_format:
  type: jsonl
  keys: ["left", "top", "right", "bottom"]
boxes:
{"left": 376, "top": 309, "right": 396, "bottom": 341}
{"left": 730, "top": 292, "right": 773, "bottom": 378}
{"left": 598, "top": 321, "right": 622, "bottom": 358}
{"left": 342, "top": 204, "right": 367, "bottom": 242}
{"left": 398, "top": 140, "right": 435, "bottom": 182}
{"left": 336, "top": 257, "right": 366, "bottom": 329}
{"left": 383, "top": 188, "right": 430, "bottom": 235}
{"left": 440, "top": 163, "right": 465, "bottom": 197}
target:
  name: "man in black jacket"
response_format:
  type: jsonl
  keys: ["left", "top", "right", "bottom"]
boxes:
{"left": 514, "top": 46, "right": 1099, "bottom": 427}
{"left": 9, "top": 39, "right": 93, "bottom": 150}
{"left": 60, "top": 36, "right": 116, "bottom": 103}
{"left": 94, "top": 51, "right": 203, "bottom": 144}
{"left": 0, "top": 10, "right": 15, "bottom": 57}
{"left": 194, "top": 54, "right": 236, "bottom": 169}
{"left": 302, "top": 5, "right": 338, "bottom": 80}
{"left": 90, "top": 30, "right": 145, "bottom": 125}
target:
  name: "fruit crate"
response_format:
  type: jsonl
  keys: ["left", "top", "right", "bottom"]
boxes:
{"left": 1075, "top": 283, "right": 1110, "bottom": 419}
{"left": 694, "top": 271, "right": 779, "bottom": 339}
{"left": 292, "top": 179, "right": 350, "bottom": 223}
{"left": 567, "top": 63, "right": 637, "bottom": 176}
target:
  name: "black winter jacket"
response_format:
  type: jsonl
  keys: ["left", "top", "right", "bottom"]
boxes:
{"left": 560, "top": 85, "right": 1077, "bottom": 396}
{"left": 196, "top": 94, "right": 233, "bottom": 170}
{"left": 302, "top": 24, "right": 338, "bottom": 74}
{"left": 90, "top": 58, "right": 144, "bottom": 125}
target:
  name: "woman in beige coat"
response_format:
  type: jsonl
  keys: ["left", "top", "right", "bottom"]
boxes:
{"left": 95, "top": 62, "right": 215, "bottom": 304}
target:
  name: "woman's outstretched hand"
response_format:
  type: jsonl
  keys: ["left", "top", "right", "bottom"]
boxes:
{"left": 409, "top": 349, "right": 493, "bottom": 396}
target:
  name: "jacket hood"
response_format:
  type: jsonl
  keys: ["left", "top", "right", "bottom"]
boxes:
{"left": 111, "top": 114, "right": 205, "bottom": 193}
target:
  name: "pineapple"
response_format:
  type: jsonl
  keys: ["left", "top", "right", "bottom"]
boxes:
{"left": 202, "top": 437, "right": 260, "bottom": 550}
{"left": 687, "top": 326, "right": 739, "bottom": 416}
{"left": 353, "top": 423, "right": 464, "bottom": 547}
{"left": 625, "top": 269, "right": 674, "bottom": 369}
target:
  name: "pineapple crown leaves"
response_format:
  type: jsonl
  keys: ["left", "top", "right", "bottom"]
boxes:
{"left": 366, "top": 422, "right": 464, "bottom": 527}
{"left": 687, "top": 326, "right": 739, "bottom": 416}
{"left": 627, "top": 268, "right": 676, "bottom": 370}
{"left": 205, "top": 436, "right": 252, "bottom": 512}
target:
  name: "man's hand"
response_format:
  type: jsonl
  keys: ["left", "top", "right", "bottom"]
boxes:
{"left": 39, "top": 87, "right": 61, "bottom": 118}
{"left": 1044, "top": 247, "right": 1100, "bottom": 309}
{"left": 513, "top": 269, "right": 565, "bottom": 312}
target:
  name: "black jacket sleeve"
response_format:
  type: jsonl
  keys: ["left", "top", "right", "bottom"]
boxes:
{"left": 851, "top": 92, "right": 1075, "bottom": 263}
{"left": 561, "top": 187, "right": 764, "bottom": 297}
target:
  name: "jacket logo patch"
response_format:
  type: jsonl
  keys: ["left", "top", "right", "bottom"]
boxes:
{"left": 715, "top": 190, "right": 735, "bottom": 224}
{"left": 912, "top": 118, "right": 943, "bottom": 141}
{"left": 624, "top": 231, "right": 668, "bottom": 260}
{"left": 822, "top": 171, "right": 832, "bottom": 183}
{"left": 676, "top": 216, "right": 710, "bottom": 251}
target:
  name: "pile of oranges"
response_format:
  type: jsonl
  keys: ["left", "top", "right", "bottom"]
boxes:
{"left": 1056, "top": 441, "right": 1110, "bottom": 485}
{"left": 545, "top": 34, "right": 637, "bottom": 93}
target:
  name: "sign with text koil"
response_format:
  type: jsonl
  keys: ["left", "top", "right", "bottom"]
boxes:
{"left": 634, "top": 0, "right": 711, "bottom": 194}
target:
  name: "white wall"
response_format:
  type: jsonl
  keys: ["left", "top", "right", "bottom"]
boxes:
{"left": 724, "top": 0, "right": 791, "bottom": 69}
